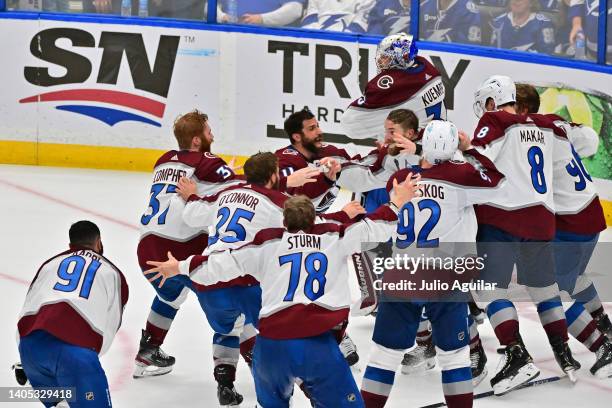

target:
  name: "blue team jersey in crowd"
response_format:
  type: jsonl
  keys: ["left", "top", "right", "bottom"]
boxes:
{"left": 476, "top": 0, "right": 563, "bottom": 12}
{"left": 420, "top": 0, "right": 482, "bottom": 45}
{"left": 220, "top": 0, "right": 305, "bottom": 16}
{"left": 569, "top": 0, "right": 612, "bottom": 57}
{"left": 367, "top": 0, "right": 411, "bottom": 35}
{"left": 491, "top": 12, "right": 556, "bottom": 54}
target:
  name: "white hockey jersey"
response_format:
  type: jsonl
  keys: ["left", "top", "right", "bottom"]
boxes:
{"left": 547, "top": 114, "right": 606, "bottom": 235}
{"left": 17, "top": 248, "right": 129, "bottom": 355}
{"left": 180, "top": 205, "right": 399, "bottom": 339}
{"left": 471, "top": 111, "right": 565, "bottom": 240}
{"left": 387, "top": 149, "right": 506, "bottom": 245}
{"left": 137, "top": 150, "right": 240, "bottom": 269}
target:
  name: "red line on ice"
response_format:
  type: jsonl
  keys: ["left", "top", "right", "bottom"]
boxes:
{"left": 0, "top": 176, "right": 137, "bottom": 391}
{"left": 0, "top": 177, "right": 138, "bottom": 231}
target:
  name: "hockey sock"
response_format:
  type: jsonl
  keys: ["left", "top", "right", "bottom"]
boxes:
{"left": 416, "top": 317, "right": 432, "bottom": 344}
{"left": 572, "top": 276, "right": 605, "bottom": 317}
{"left": 438, "top": 346, "right": 473, "bottom": 408}
{"left": 486, "top": 300, "right": 519, "bottom": 346}
{"left": 239, "top": 323, "right": 257, "bottom": 366}
{"left": 468, "top": 316, "right": 480, "bottom": 350}
{"left": 565, "top": 302, "right": 605, "bottom": 352}
{"left": 146, "top": 295, "right": 180, "bottom": 346}
{"left": 536, "top": 297, "right": 569, "bottom": 343}
{"left": 213, "top": 333, "right": 240, "bottom": 368}
{"left": 361, "top": 343, "right": 403, "bottom": 408}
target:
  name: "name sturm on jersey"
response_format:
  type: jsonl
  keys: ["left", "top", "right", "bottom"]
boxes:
{"left": 520, "top": 129, "right": 546, "bottom": 144}
{"left": 421, "top": 82, "right": 445, "bottom": 107}
{"left": 287, "top": 234, "right": 322, "bottom": 250}
{"left": 153, "top": 168, "right": 187, "bottom": 183}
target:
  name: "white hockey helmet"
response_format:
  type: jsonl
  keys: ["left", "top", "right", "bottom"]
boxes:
{"left": 473, "top": 75, "right": 516, "bottom": 118}
{"left": 421, "top": 120, "right": 459, "bottom": 165}
{"left": 375, "top": 32, "right": 418, "bottom": 72}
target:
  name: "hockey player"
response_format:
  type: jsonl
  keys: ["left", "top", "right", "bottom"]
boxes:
{"left": 301, "top": 0, "right": 376, "bottom": 33}
{"left": 176, "top": 151, "right": 363, "bottom": 404}
{"left": 342, "top": 33, "right": 447, "bottom": 141}
{"left": 279, "top": 108, "right": 400, "bottom": 214}
{"left": 17, "top": 221, "right": 128, "bottom": 408}
{"left": 361, "top": 120, "right": 505, "bottom": 408}
{"left": 136, "top": 112, "right": 319, "bottom": 387}
{"left": 471, "top": 75, "right": 579, "bottom": 394}
{"left": 514, "top": 83, "right": 612, "bottom": 377}
{"left": 145, "top": 175, "right": 421, "bottom": 408}
{"left": 420, "top": 0, "right": 482, "bottom": 45}
{"left": 135, "top": 110, "right": 241, "bottom": 379}
{"left": 490, "top": 0, "right": 556, "bottom": 54}
{"left": 367, "top": 0, "right": 411, "bottom": 35}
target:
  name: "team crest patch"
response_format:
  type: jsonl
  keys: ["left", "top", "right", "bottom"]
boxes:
{"left": 204, "top": 152, "right": 218, "bottom": 159}
{"left": 377, "top": 75, "right": 394, "bottom": 90}
{"left": 85, "top": 392, "right": 94, "bottom": 401}
{"left": 458, "top": 331, "right": 465, "bottom": 341}
{"left": 347, "top": 393, "right": 357, "bottom": 402}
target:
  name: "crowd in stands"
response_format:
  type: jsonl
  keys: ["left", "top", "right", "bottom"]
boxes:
{"left": 7, "top": 0, "right": 611, "bottom": 61}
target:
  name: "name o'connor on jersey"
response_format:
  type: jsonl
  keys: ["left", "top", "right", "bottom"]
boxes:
{"left": 218, "top": 191, "right": 260, "bottom": 211}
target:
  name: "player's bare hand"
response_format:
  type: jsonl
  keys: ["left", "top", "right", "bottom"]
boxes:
{"left": 286, "top": 167, "right": 320, "bottom": 188}
{"left": 145, "top": 252, "right": 180, "bottom": 288}
{"left": 320, "top": 157, "right": 341, "bottom": 181}
{"left": 177, "top": 177, "right": 197, "bottom": 201}
{"left": 392, "top": 135, "right": 417, "bottom": 155}
{"left": 341, "top": 201, "right": 366, "bottom": 219}
{"left": 458, "top": 130, "right": 472, "bottom": 151}
{"left": 240, "top": 14, "right": 263, "bottom": 24}
{"left": 390, "top": 173, "right": 422, "bottom": 208}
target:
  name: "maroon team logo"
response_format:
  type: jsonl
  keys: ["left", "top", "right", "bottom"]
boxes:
{"left": 377, "top": 75, "right": 394, "bottom": 90}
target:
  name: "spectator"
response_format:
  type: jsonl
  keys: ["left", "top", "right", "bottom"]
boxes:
{"left": 491, "top": 0, "right": 556, "bottom": 54}
{"left": 217, "top": 0, "right": 305, "bottom": 26}
{"left": 150, "top": 0, "right": 206, "bottom": 20}
{"left": 420, "top": 0, "right": 482, "bottom": 45}
{"left": 368, "top": 0, "right": 411, "bottom": 35}
{"left": 568, "top": 0, "right": 612, "bottom": 61}
{"left": 301, "top": 0, "right": 376, "bottom": 33}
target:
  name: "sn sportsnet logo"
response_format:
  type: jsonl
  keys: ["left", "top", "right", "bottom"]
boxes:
{"left": 20, "top": 28, "right": 180, "bottom": 127}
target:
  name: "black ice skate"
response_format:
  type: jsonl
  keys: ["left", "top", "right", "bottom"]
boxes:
{"left": 470, "top": 342, "right": 488, "bottom": 387}
{"left": 401, "top": 337, "right": 436, "bottom": 375}
{"left": 133, "top": 330, "right": 175, "bottom": 378}
{"left": 594, "top": 312, "right": 612, "bottom": 340}
{"left": 215, "top": 364, "right": 243, "bottom": 406}
{"left": 490, "top": 340, "right": 539, "bottom": 396}
{"left": 551, "top": 338, "right": 580, "bottom": 383}
{"left": 12, "top": 362, "right": 27, "bottom": 386}
{"left": 340, "top": 333, "right": 360, "bottom": 366}
{"left": 590, "top": 340, "right": 612, "bottom": 379}
{"left": 469, "top": 302, "right": 486, "bottom": 325}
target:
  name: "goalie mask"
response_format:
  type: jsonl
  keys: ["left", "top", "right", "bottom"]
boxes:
{"left": 375, "top": 33, "right": 418, "bottom": 73}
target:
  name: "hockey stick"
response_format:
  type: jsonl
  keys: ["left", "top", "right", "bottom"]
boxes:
{"left": 418, "top": 376, "right": 562, "bottom": 408}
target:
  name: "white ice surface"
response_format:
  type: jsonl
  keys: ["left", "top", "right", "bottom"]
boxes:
{"left": 0, "top": 164, "right": 611, "bottom": 407}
